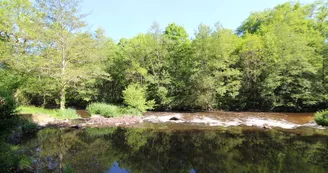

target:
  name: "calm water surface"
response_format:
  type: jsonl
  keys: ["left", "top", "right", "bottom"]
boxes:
{"left": 22, "top": 124, "right": 328, "bottom": 173}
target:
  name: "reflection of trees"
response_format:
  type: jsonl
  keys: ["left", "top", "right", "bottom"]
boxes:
{"left": 24, "top": 127, "right": 328, "bottom": 173}
{"left": 239, "top": 130, "right": 328, "bottom": 173}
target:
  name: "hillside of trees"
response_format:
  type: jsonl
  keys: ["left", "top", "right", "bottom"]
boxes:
{"left": 1, "top": 0, "right": 328, "bottom": 112}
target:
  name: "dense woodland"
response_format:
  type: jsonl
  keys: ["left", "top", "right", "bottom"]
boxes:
{"left": 1, "top": 0, "right": 328, "bottom": 112}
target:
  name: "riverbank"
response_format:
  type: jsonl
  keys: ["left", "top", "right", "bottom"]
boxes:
{"left": 24, "top": 111, "right": 326, "bottom": 130}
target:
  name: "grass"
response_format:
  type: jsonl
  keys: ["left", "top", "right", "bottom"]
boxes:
{"left": 19, "top": 106, "right": 57, "bottom": 116}
{"left": 86, "top": 103, "right": 123, "bottom": 118}
{"left": 86, "top": 102, "right": 142, "bottom": 118}
{"left": 314, "top": 109, "right": 328, "bottom": 126}
{"left": 18, "top": 106, "right": 80, "bottom": 120}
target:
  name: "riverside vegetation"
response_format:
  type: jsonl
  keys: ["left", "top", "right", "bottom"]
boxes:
{"left": 1, "top": 0, "right": 328, "bottom": 172}
{"left": 1, "top": 0, "right": 328, "bottom": 115}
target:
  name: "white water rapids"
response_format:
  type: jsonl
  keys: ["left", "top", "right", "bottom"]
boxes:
{"left": 142, "top": 112, "right": 325, "bottom": 129}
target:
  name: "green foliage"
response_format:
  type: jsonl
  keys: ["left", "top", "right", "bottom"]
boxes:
{"left": 0, "top": 89, "right": 34, "bottom": 172}
{"left": 164, "top": 23, "right": 189, "bottom": 42}
{"left": 314, "top": 109, "right": 328, "bottom": 126}
{"left": 19, "top": 106, "right": 80, "bottom": 119}
{"left": 87, "top": 103, "right": 122, "bottom": 117}
{"left": 86, "top": 103, "right": 143, "bottom": 117}
{"left": 0, "top": 89, "right": 17, "bottom": 120}
{"left": 0, "top": 89, "right": 19, "bottom": 134}
{"left": 19, "top": 106, "right": 57, "bottom": 116}
{"left": 0, "top": 143, "right": 32, "bottom": 173}
{"left": 21, "top": 120, "right": 38, "bottom": 134}
{"left": 123, "top": 84, "right": 155, "bottom": 112}
{"left": 55, "top": 108, "right": 80, "bottom": 120}
{"left": 121, "top": 107, "right": 142, "bottom": 116}
{"left": 64, "top": 164, "right": 74, "bottom": 173}
{"left": 3, "top": 0, "right": 328, "bottom": 112}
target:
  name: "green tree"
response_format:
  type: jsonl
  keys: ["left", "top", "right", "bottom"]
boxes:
{"left": 15, "top": 0, "right": 110, "bottom": 109}
{"left": 122, "top": 83, "right": 155, "bottom": 112}
{"left": 183, "top": 24, "right": 241, "bottom": 110}
{"left": 237, "top": 2, "right": 327, "bottom": 111}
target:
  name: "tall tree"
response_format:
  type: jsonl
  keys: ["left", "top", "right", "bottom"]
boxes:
{"left": 188, "top": 24, "right": 241, "bottom": 110}
{"left": 28, "top": 0, "right": 110, "bottom": 109}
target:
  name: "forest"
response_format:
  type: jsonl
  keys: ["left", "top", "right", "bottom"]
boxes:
{"left": 1, "top": 0, "right": 328, "bottom": 112}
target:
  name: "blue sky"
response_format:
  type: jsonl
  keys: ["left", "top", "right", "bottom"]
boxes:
{"left": 81, "top": 0, "right": 315, "bottom": 41}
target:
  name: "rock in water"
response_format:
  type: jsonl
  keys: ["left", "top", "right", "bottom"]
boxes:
{"left": 263, "top": 123, "right": 272, "bottom": 129}
{"left": 169, "top": 117, "right": 180, "bottom": 121}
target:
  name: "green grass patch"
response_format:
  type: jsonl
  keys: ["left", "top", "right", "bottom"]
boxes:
{"left": 86, "top": 103, "right": 122, "bottom": 117}
{"left": 19, "top": 106, "right": 57, "bottom": 116}
{"left": 54, "top": 108, "right": 81, "bottom": 120}
{"left": 18, "top": 106, "right": 80, "bottom": 120}
{"left": 86, "top": 103, "right": 142, "bottom": 118}
{"left": 314, "top": 109, "right": 328, "bottom": 126}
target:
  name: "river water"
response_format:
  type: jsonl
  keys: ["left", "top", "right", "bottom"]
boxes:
{"left": 21, "top": 112, "right": 328, "bottom": 173}
{"left": 142, "top": 111, "right": 318, "bottom": 129}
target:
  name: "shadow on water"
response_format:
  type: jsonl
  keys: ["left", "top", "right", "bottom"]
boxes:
{"left": 21, "top": 126, "right": 328, "bottom": 173}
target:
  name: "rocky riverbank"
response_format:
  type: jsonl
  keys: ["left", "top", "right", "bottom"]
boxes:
{"left": 28, "top": 114, "right": 143, "bottom": 128}
{"left": 26, "top": 111, "right": 327, "bottom": 130}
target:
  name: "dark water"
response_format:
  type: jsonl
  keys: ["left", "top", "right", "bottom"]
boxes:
{"left": 22, "top": 126, "right": 328, "bottom": 173}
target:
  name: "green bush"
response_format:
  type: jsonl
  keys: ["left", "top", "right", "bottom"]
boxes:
{"left": 87, "top": 103, "right": 122, "bottom": 117}
{"left": 86, "top": 103, "right": 142, "bottom": 117}
{"left": 21, "top": 120, "right": 38, "bottom": 134}
{"left": 0, "top": 143, "right": 32, "bottom": 173}
{"left": 0, "top": 90, "right": 33, "bottom": 172}
{"left": 0, "top": 90, "right": 17, "bottom": 119}
{"left": 0, "top": 90, "right": 18, "bottom": 134}
{"left": 314, "top": 109, "right": 328, "bottom": 126}
{"left": 55, "top": 108, "right": 80, "bottom": 120}
{"left": 121, "top": 107, "right": 142, "bottom": 116}
{"left": 122, "top": 83, "right": 155, "bottom": 112}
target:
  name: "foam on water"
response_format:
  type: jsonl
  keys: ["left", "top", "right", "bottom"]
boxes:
{"left": 142, "top": 112, "right": 325, "bottom": 129}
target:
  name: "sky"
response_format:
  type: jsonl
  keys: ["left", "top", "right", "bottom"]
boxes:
{"left": 80, "top": 0, "right": 315, "bottom": 41}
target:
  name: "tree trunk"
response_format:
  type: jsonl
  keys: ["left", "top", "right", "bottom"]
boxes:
{"left": 42, "top": 94, "right": 46, "bottom": 108}
{"left": 60, "top": 87, "right": 66, "bottom": 110}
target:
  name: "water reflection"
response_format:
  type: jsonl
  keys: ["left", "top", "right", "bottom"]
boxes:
{"left": 106, "top": 162, "right": 129, "bottom": 173}
{"left": 21, "top": 126, "right": 328, "bottom": 173}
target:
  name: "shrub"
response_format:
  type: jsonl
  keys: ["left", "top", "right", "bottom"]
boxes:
{"left": 87, "top": 103, "right": 122, "bottom": 117}
{"left": 21, "top": 120, "right": 38, "bottom": 134}
{"left": 122, "top": 83, "right": 155, "bottom": 112}
{"left": 314, "top": 109, "right": 328, "bottom": 126}
{"left": 55, "top": 108, "right": 80, "bottom": 120}
{"left": 0, "top": 89, "right": 18, "bottom": 134}
{"left": 0, "top": 143, "right": 32, "bottom": 173}
{"left": 121, "top": 107, "right": 142, "bottom": 116}
{"left": 0, "top": 90, "right": 33, "bottom": 172}
{"left": 0, "top": 90, "right": 17, "bottom": 119}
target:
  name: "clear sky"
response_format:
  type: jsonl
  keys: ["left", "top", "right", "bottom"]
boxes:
{"left": 81, "top": 0, "right": 315, "bottom": 41}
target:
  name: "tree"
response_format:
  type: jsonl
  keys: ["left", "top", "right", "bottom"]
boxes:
{"left": 122, "top": 83, "right": 155, "bottom": 112}
{"left": 163, "top": 23, "right": 192, "bottom": 109}
{"left": 237, "top": 2, "right": 327, "bottom": 111}
{"left": 10, "top": 0, "right": 110, "bottom": 109}
{"left": 187, "top": 24, "right": 241, "bottom": 110}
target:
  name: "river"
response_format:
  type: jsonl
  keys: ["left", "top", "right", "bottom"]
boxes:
{"left": 21, "top": 112, "right": 328, "bottom": 173}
